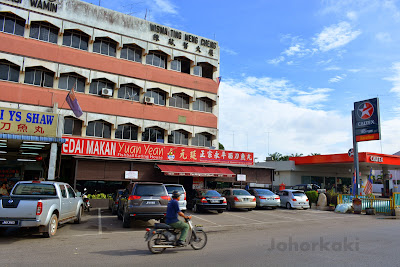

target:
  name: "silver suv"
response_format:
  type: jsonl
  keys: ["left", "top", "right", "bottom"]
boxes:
{"left": 119, "top": 182, "right": 169, "bottom": 228}
{"left": 164, "top": 184, "right": 187, "bottom": 211}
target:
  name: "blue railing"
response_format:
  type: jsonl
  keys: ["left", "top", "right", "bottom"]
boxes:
{"left": 338, "top": 194, "right": 392, "bottom": 214}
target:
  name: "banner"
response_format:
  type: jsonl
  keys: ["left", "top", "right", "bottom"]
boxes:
{"left": 354, "top": 98, "right": 380, "bottom": 142}
{"left": 62, "top": 136, "right": 254, "bottom": 165}
{"left": 0, "top": 107, "right": 58, "bottom": 137}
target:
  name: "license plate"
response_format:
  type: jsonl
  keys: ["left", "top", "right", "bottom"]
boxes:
{"left": 146, "top": 201, "right": 156, "bottom": 205}
{"left": 210, "top": 200, "right": 219, "bottom": 203}
{"left": 299, "top": 202, "right": 305, "bottom": 205}
{"left": 1, "top": 220, "right": 17, "bottom": 225}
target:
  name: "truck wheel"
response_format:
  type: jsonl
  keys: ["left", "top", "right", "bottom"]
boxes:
{"left": 43, "top": 214, "right": 58, "bottom": 238}
{"left": 122, "top": 213, "right": 131, "bottom": 228}
{"left": 74, "top": 206, "right": 83, "bottom": 224}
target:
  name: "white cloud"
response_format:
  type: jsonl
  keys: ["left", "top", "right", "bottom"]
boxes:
{"left": 346, "top": 11, "right": 358, "bottom": 21}
{"left": 267, "top": 56, "right": 285, "bottom": 65}
{"left": 313, "top": 22, "right": 361, "bottom": 52}
{"left": 384, "top": 62, "right": 400, "bottom": 96}
{"left": 154, "top": 0, "right": 177, "bottom": 14}
{"left": 220, "top": 47, "right": 238, "bottom": 56}
{"left": 329, "top": 74, "right": 347, "bottom": 83}
{"left": 324, "top": 66, "right": 341, "bottom": 71}
{"left": 375, "top": 32, "right": 392, "bottom": 43}
{"left": 292, "top": 88, "right": 333, "bottom": 108}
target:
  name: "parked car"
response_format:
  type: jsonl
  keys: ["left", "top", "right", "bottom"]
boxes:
{"left": 188, "top": 189, "right": 227, "bottom": 213}
{"left": 118, "top": 182, "right": 170, "bottom": 228}
{"left": 292, "top": 184, "right": 320, "bottom": 192}
{"left": 278, "top": 189, "right": 309, "bottom": 209}
{"left": 109, "top": 189, "right": 124, "bottom": 215}
{"left": 0, "top": 181, "right": 83, "bottom": 237}
{"left": 247, "top": 188, "right": 280, "bottom": 209}
{"left": 164, "top": 184, "right": 187, "bottom": 211}
{"left": 222, "top": 188, "right": 256, "bottom": 211}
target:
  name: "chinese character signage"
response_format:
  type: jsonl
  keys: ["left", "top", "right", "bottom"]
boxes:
{"left": 0, "top": 107, "right": 58, "bottom": 137}
{"left": 62, "top": 136, "right": 254, "bottom": 165}
{"left": 353, "top": 98, "right": 380, "bottom": 142}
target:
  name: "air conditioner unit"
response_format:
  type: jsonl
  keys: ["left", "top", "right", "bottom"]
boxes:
{"left": 101, "top": 88, "right": 112, "bottom": 97}
{"left": 144, "top": 96, "right": 154, "bottom": 104}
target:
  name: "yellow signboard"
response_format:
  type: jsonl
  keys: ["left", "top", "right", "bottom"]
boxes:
{"left": 0, "top": 107, "right": 58, "bottom": 137}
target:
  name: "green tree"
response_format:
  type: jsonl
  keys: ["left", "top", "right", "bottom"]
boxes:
{"left": 268, "top": 152, "right": 282, "bottom": 161}
{"left": 309, "top": 153, "right": 321, "bottom": 156}
{"left": 219, "top": 143, "right": 225, "bottom": 150}
{"left": 289, "top": 153, "right": 303, "bottom": 157}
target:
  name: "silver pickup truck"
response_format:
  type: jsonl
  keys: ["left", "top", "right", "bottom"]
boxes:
{"left": 0, "top": 181, "right": 83, "bottom": 237}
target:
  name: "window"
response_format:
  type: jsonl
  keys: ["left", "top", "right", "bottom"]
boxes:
{"left": 169, "top": 93, "right": 189, "bottom": 109}
{"left": 64, "top": 117, "right": 82, "bottom": 136}
{"left": 120, "top": 44, "right": 142, "bottom": 63}
{"left": 146, "top": 51, "right": 167, "bottom": 69}
{"left": 67, "top": 185, "right": 76, "bottom": 198}
{"left": 0, "top": 12, "right": 25, "bottom": 36}
{"left": 198, "top": 62, "right": 214, "bottom": 79}
{"left": 89, "top": 79, "right": 114, "bottom": 96}
{"left": 193, "top": 65, "right": 202, "bottom": 77}
{"left": 168, "top": 130, "right": 188, "bottom": 145}
{"left": 59, "top": 185, "right": 67, "bottom": 198}
{"left": 93, "top": 37, "right": 116, "bottom": 57}
{"left": 142, "top": 127, "right": 164, "bottom": 143}
{"left": 193, "top": 97, "right": 212, "bottom": 113}
{"left": 24, "top": 67, "right": 54, "bottom": 88}
{"left": 118, "top": 84, "right": 140, "bottom": 101}
{"left": 29, "top": 21, "right": 59, "bottom": 44}
{"left": 144, "top": 88, "right": 166, "bottom": 106}
{"left": 63, "top": 29, "right": 89, "bottom": 51}
{"left": 192, "top": 132, "right": 212, "bottom": 147}
{"left": 58, "top": 73, "right": 85, "bottom": 93}
{"left": 86, "top": 120, "right": 111, "bottom": 138}
{"left": 115, "top": 124, "right": 138, "bottom": 141}
{"left": 0, "top": 60, "right": 19, "bottom": 82}
{"left": 171, "top": 57, "right": 190, "bottom": 74}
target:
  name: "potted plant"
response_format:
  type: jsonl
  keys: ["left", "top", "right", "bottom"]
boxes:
{"left": 305, "top": 190, "right": 318, "bottom": 209}
{"left": 327, "top": 203, "right": 336, "bottom": 211}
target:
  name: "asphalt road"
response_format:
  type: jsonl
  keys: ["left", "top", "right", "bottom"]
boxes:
{"left": 1, "top": 208, "right": 400, "bottom": 267}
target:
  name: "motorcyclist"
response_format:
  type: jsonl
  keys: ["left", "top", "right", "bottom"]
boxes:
{"left": 165, "top": 190, "right": 191, "bottom": 246}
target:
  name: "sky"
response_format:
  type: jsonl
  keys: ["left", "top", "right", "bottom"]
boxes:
{"left": 83, "top": 0, "right": 400, "bottom": 161}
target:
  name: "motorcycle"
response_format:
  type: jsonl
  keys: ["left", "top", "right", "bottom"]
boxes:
{"left": 144, "top": 217, "right": 207, "bottom": 254}
{"left": 82, "top": 188, "right": 91, "bottom": 212}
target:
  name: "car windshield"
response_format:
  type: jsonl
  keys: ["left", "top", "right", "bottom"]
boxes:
{"left": 134, "top": 185, "right": 165, "bottom": 196}
{"left": 201, "top": 190, "right": 221, "bottom": 197}
{"left": 165, "top": 186, "right": 185, "bottom": 194}
{"left": 293, "top": 192, "right": 306, "bottom": 197}
{"left": 12, "top": 183, "right": 56, "bottom": 196}
{"left": 255, "top": 189, "right": 274, "bottom": 196}
{"left": 233, "top": 190, "right": 251, "bottom": 196}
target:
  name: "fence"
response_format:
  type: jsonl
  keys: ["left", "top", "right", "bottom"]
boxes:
{"left": 338, "top": 194, "right": 392, "bottom": 214}
{"left": 393, "top": 193, "right": 400, "bottom": 209}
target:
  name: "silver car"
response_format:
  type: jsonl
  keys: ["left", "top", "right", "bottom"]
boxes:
{"left": 164, "top": 184, "right": 187, "bottom": 211}
{"left": 279, "top": 189, "right": 309, "bottom": 209}
{"left": 247, "top": 188, "right": 280, "bottom": 209}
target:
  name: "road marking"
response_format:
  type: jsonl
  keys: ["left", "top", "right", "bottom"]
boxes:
{"left": 251, "top": 210, "right": 303, "bottom": 221}
{"left": 225, "top": 212, "right": 265, "bottom": 223}
{"left": 98, "top": 208, "right": 102, "bottom": 235}
{"left": 192, "top": 215, "right": 221, "bottom": 226}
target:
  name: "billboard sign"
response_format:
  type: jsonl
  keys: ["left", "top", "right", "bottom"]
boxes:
{"left": 354, "top": 98, "right": 380, "bottom": 142}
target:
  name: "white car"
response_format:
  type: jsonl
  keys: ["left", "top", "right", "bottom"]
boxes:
{"left": 278, "top": 189, "right": 309, "bottom": 209}
{"left": 164, "top": 184, "right": 187, "bottom": 211}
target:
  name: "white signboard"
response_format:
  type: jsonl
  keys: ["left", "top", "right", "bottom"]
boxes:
{"left": 237, "top": 174, "right": 246, "bottom": 181}
{"left": 125, "top": 171, "right": 138, "bottom": 179}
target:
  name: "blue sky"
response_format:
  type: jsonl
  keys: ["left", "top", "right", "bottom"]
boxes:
{"left": 83, "top": 0, "right": 400, "bottom": 161}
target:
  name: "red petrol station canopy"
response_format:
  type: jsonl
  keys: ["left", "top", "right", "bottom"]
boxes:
{"left": 157, "top": 164, "right": 236, "bottom": 178}
{"left": 289, "top": 152, "right": 400, "bottom": 168}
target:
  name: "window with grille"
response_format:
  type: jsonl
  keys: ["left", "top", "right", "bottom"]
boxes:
{"left": 169, "top": 93, "right": 189, "bottom": 109}
{"left": 0, "top": 60, "right": 19, "bottom": 82}
{"left": 193, "top": 97, "right": 212, "bottom": 113}
{"left": 192, "top": 132, "right": 212, "bottom": 147}
{"left": 24, "top": 67, "right": 54, "bottom": 88}
{"left": 64, "top": 117, "right": 82, "bottom": 136}
{"left": 118, "top": 84, "right": 140, "bottom": 101}
{"left": 142, "top": 127, "right": 164, "bottom": 143}
{"left": 168, "top": 130, "right": 189, "bottom": 145}
{"left": 29, "top": 21, "right": 59, "bottom": 44}
{"left": 58, "top": 73, "right": 85, "bottom": 92}
{"left": 146, "top": 51, "right": 167, "bottom": 69}
{"left": 63, "top": 29, "right": 89, "bottom": 51}
{"left": 93, "top": 37, "right": 117, "bottom": 57}
{"left": 0, "top": 12, "right": 25, "bottom": 36}
{"left": 89, "top": 79, "right": 114, "bottom": 96}
{"left": 121, "top": 44, "right": 142, "bottom": 63}
{"left": 143, "top": 88, "right": 166, "bottom": 106}
{"left": 86, "top": 120, "right": 111, "bottom": 138}
{"left": 115, "top": 124, "right": 138, "bottom": 141}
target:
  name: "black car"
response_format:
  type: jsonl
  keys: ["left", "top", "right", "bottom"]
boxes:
{"left": 188, "top": 189, "right": 227, "bottom": 213}
{"left": 109, "top": 189, "right": 124, "bottom": 215}
{"left": 292, "top": 184, "right": 321, "bottom": 192}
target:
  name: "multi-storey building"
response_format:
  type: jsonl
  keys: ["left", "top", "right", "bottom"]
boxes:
{"left": 0, "top": 0, "right": 272, "bottom": 193}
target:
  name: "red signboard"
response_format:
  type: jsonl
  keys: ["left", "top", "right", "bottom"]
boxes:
{"left": 61, "top": 136, "right": 254, "bottom": 165}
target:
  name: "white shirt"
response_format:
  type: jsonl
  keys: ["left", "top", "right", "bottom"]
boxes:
{"left": 0, "top": 187, "right": 8, "bottom": 195}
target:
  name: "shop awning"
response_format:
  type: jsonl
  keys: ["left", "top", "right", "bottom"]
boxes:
{"left": 0, "top": 134, "right": 66, "bottom": 143}
{"left": 157, "top": 164, "right": 236, "bottom": 178}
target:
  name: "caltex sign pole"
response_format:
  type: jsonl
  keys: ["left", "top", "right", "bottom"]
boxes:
{"left": 351, "top": 110, "right": 360, "bottom": 195}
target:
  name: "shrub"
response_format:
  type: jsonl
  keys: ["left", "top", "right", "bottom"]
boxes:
{"left": 305, "top": 191, "right": 318, "bottom": 204}
{"left": 326, "top": 189, "right": 338, "bottom": 206}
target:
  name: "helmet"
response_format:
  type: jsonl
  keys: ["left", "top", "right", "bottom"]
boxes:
{"left": 172, "top": 190, "right": 181, "bottom": 199}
